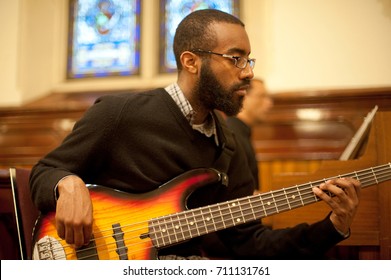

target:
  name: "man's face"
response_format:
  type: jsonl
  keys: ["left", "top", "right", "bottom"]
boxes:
{"left": 192, "top": 22, "right": 253, "bottom": 116}
{"left": 243, "top": 80, "right": 273, "bottom": 122}
{"left": 195, "top": 60, "right": 249, "bottom": 116}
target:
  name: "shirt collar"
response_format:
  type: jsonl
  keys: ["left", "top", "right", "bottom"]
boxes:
{"left": 165, "top": 83, "right": 219, "bottom": 145}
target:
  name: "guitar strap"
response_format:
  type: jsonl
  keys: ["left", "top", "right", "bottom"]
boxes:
{"left": 213, "top": 111, "right": 236, "bottom": 180}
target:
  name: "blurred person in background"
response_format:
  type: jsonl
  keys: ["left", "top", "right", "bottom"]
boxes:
{"left": 226, "top": 78, "right": 273, "bottom": 189}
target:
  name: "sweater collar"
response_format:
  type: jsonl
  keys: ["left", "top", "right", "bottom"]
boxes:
{"left": 165, "top": 83, "right": 219, "bottom": 145}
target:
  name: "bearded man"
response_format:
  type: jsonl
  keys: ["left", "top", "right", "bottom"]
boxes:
{"left": 30, "top": 9, "right": 360, "bottom": 260}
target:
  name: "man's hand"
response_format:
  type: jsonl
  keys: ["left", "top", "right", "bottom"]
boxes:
{"left": 313, "top": 177, "right": 361, "bottom": 235}
{"left": 55, "top": 175, "right": 93, "bottom": 248}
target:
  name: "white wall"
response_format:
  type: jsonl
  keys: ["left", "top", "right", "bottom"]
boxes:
{"left": 0, "top": 0, "right": 67, "bottom": 106}
{"left": 1, "top": 0, "right": 390, "bottom": 106}
{"left": 0, "top": 0, "right": 22, "bottom": 105}
{"left": 258, "top": 0, "right": 391, "bottom": 91}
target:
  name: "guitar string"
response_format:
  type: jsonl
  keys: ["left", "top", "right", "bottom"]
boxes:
{"left": 48, "top": 167, "right": 391, "bottom": 259}
{"left": 52, "top": 169, "right": 391, "bottom": 260}
{"left": 63, "top": 164, "right": 391, "bottom": 248}
{"left": 63, "top": 171, "right": 389, "bottom": 260}
{"left": 144, "top": 166, "right": 391, "bottom": 238}
{"left": 144, "top": 170, "right": 391, "bottom": 245}
{"left": 47, "top": 165, "right": 390, "bottom": 260}
{"left": 51, "top": 219, "right": 153, "bottom": 258}
{"left": 144, "top": 168, "right": 390, "bottom": 245}
{"left": 44, "top": 165, "right": 391, "bottom": 259}
{"left": 52, "top": 237, "right": 154, "bottom": 260}
{"left": 51, "top": 178, "right": 325, "bottom": 258}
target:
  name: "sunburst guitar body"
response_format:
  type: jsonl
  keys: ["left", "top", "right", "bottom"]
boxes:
{"left": 32, "top": 168, "right": 224, "bottom": 260}
{"left": 31, "top": 164, "right": 391, "bottom": 260}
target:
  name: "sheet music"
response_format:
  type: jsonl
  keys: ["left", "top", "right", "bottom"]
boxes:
{"left": 339, "top": 105, "right": 378, "bottom": 160}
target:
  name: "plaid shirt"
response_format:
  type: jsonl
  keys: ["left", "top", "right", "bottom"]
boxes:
{"left": 165, "top": 83, "right": 218, "bottom": 145}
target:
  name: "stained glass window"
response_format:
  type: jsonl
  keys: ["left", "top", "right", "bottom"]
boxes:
{"left": 67, "top": 0, "right": 141, "bottom": 79}
{"left": 159, "top": 0, "right": 240, "bottom": 73}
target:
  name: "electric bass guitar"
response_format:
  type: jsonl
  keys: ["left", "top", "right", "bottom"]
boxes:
{"left": 32, "top": 163, "right": 391, "bottom": 260}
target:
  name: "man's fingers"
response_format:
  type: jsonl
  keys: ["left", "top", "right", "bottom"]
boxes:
{"left": 64, "top": 223, "right": 75, "bottom": 245}
{"left": 83, "top": 225, "right": 93, "bottom": 246}
{"left": 56, "top": 220, "right": 65, "bottom": 239}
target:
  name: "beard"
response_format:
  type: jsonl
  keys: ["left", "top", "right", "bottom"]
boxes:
{"left": 193, "top": 62, "right": 248, "bottom": 116}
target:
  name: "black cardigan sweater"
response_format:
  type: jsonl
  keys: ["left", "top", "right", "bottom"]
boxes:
{"left": 226, "top": 116, "right": 259, "bottom": 189}
{"left": 30, "top": 88, "right": 344, "bottom": 259}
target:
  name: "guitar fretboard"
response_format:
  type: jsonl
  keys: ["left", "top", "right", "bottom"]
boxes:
{"left": 149, "top": 163, "right": 391, "bottom": 248}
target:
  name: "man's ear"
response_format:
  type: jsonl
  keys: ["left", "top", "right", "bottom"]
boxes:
{"left": 180, "top": 51, "right": 200, "bottom": 74}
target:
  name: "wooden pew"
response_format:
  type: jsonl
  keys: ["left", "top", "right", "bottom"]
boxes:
{"left": 254, "top": 87, "right": 391, "bottom": 259}
{"left": 262, "top": 112, "right": 390, "bottom": 259}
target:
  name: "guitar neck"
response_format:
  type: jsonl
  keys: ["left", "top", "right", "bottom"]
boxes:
{"left": 149, "top": 163, "right": 391, "bottom": 248}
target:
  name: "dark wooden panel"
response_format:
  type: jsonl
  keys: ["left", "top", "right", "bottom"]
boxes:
{"left": 253, "top": 87, "right": 391, "bottom": 161}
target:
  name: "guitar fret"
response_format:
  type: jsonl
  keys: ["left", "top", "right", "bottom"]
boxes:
{"left": 275, "top": 189, "right": 291, "bottom": 213}
{"left": 371, "top": 167, "right": 379, "bottom": 184}
{"left": 227, "top": 202, "right": 235, "bottom": 226}
{"left": 309, "top": 182, "right": 318, "bottom": 202}
{"left": 214, "top": 203, "right": 226, "bottom": 229}
{"left": 187, "top": 212, "right": 197, "bottom": 239}
{"left": 283, "top": 188, "right": 291, "bottom": 210}
{"left": 232, "top": 199, "right": 245, "bottom": 224}
{"left": 200, "top": 208, "right": 210, "bottom": 234}
{"left": 150, "top": 218, "right": 165, "bottom": 248}
{"left": 296, "top": 184, "right": 315, "bottom": 205}
{"left": 217, "top": 203, "right": 227, "bottom": 229}
{"left": 296, "top": 185, "right": 304, "bottom": 206}
{"left": 182, "top": 212, "right": 193, "bottom": 241}
{"left": 158, "top": 220, "right": 165, "bottom": 247}
{"left": 283, "top": 186, "right": 301, "bottom": 209}
{"left": 176, "top": 213, "right": 187, "bottom": 242}
{"left": 207, "top": 206, "right": 218, "bottom": 232}
{"left": 194, "top": 208, "right": 209, "bottom": 236}
{"left": 259, "top": 195, "right": 267, "bottom": 217}
{"left": 261, "top": 192, "right": 277, "bottom": 216}
{"left": 220, "top": 203, "right": 232, "bottom": 228}
{"left": 271, "top": 192, "right": 279, "bottom": 213}
{"left": 357, "top": 170, "right": 367, "bottom": 184}
{"left": 162, "top": 216, "right": 173, "bottom": 246}
{"left": 189, "top": 209, "right": 200, "bottom": 236}
{"left": 248, "top": 196, "right": 258, "bottom": 220}
{"left": 240, "top": 197, "right": 256, "bottom": 222}
{"left": 191, "top": 209, "right": 203, "bottom": 236}
{"left": 237, "top": 200, "right": 245, "bottom": 223}
{"left": 178, "top": 213, "right": 186, "bottom": 241}
{"left": 229, "top": 200, "right": 241, "bottom": 225}
{"left": 169, "top": 214, "right": 179, "bottom": 244}
{"left": 254, "top": 195, "right": 265, "bottom": 218}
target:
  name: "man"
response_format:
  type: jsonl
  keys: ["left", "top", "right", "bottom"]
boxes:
{"left": 30, "top": 9, "right": 361, "bottom": 259}
{"left": 226, "top": 78, "right": 273, "bottom": 189}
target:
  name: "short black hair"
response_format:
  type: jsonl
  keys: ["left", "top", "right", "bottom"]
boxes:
{"left": 173, "top": 9, "right": 244, "bottom": 71}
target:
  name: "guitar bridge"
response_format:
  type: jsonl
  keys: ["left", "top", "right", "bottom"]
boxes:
{"left": 33, "top": 235, "right": 66, "bottom": 260}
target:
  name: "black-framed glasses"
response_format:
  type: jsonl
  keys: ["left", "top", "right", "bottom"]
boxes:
{"left": 192, "top": 49, "right": 256, "bottom": 69}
